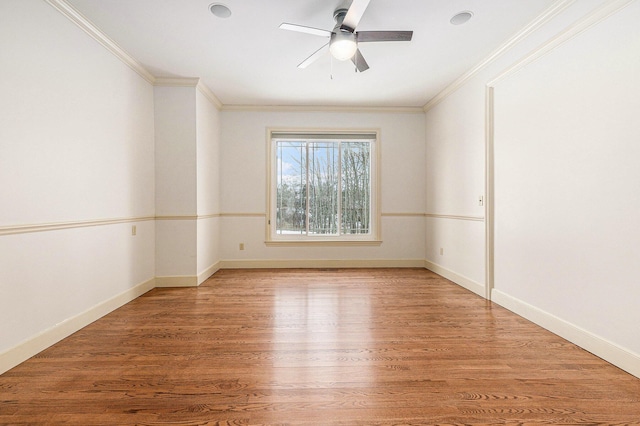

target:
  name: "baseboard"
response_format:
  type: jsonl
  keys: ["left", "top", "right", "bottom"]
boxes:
{"left": 0, "top": 277, "right": 155, "bottom": 375}
{"left": 492, "top": 289, "right": 640, "bottom": 379}
{"left": 156, "top": 261, "right": 223, "bottom": 287}
{"left": 155, "top": 275, "right": 199, "bottom": 287}
{"left": 424, "top": 260, "right": 485, "bottom": 298}
{"left": 220, "top": 259, "right": 426, "bottom": 269}
{"left": 197, "top": 261, "right": 221, "bottom": 285}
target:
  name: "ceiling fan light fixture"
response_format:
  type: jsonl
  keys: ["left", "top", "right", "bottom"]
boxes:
{"left": 329, "top": 31, "right": 357, "bottom": 61}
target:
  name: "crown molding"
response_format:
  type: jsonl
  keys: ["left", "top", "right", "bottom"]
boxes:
{"left": 44, "top": 0, "right": 422, "bottom": 114}
{"left": 221, "top": 104, "right": 425, "bottom": 114}
{"left": 153, "top": 78, "right": 223, "bottom": 110}
{"left": 486, "top": 0, "right": 636, "bottom": 87}
{"left": 45, "top": 1, "right": 224, "bottom": 110}
{"left": 153, "top": 77, "right": 200, "bottom": 87}
{"left": 423, "top": 0, "right": 577, "bottom": 112}
{"left": 44, "top": 0, "right": 156, "bottom": 84}
{"left": 196, "top": 82, "right": 224, "bottom": 110}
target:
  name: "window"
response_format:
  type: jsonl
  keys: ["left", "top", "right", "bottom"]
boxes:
{"left": 267, "top": 130, "right": 380, "bottom": 244}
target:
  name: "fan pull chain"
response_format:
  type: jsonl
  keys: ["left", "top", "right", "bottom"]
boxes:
{"left": 330, "top": 55, "right": 334, "bottom": 80}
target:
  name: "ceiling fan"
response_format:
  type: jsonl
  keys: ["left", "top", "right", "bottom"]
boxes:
{"left": 279, "top": 0, "right": 413, "bottom": 72}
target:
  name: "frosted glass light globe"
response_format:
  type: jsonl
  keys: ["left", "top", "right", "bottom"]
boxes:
{"left": 330, "top": 31, "right": 357, "bottom": 61}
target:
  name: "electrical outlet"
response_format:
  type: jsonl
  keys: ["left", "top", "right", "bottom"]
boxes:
{"left": 131, "top": 225, "right": 137, "bottom": 236}
{"left": 440, "top": 248, "right": 444, "bottom": 256}
{"left": 239, "top": 243, "right": 245, "bottom": 250}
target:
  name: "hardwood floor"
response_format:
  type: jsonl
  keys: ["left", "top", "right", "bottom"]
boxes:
{"left": 1, "top": 268, "right": 639, "bottom": 425}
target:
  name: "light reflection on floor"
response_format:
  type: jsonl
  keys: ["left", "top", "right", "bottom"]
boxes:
{"left": 271, "top": 282, "right": 374, "bottom": 394}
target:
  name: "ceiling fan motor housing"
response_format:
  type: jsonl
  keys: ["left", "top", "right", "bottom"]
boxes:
{"left": 333, "top": 8, "right": 349, "bottom": 26}
{"left": 329, "top": 7, "right": 357, "bottom": 61}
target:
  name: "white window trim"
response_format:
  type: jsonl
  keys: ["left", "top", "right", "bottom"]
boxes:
{"left": 265, "top": 128, "right": 381, "bottom": 246}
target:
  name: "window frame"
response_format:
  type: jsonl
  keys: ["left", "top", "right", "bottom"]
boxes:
{"left": 266, "top": 128, "right": 381, "bottom": 246}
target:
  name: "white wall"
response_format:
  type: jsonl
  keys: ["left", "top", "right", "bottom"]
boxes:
{"left": 424, "top": 0, "right": 640, "bottom": 377}
{"left": 492, "top": 0, "right": 640, "bottom": 358}
{"left": 0, "top": 0, "right": 155, "bottom": 368}
{"left": 196, "top": 90, "right": 221, "bottom": 277}
{"left": 424, "top": 0, "right": 616, "bottom": 293}
{"left": 154, "top": 85, "right": 222, "bottom": 283}
{"left": 424, "top": 82, "right": 486, "bottom": 294}
{"left": 154, "top": 86, "right": 197, "bottom": 281}
{"left": 219, "top": 110, "right": 426, "bottom": 265}
{"left": 154, "top": 87, "right": 197, "bottom": 216}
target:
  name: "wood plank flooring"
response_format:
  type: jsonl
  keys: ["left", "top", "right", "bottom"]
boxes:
{"left": 1, "top": 268, "right": 639, "bottom": 425}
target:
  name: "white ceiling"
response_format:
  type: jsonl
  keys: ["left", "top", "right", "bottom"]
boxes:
{"left": 66, "top": 0, "right": 556, "bottom": 108}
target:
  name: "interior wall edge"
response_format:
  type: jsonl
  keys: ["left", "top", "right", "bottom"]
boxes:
{"left": 196, "top": 82, "right": 224, "bottom": 110}
{"left": 155, "top": 276, "right": 199, "bottom": 288}
{"left": 0, "top": 276, "right": 156, "bottom": 375}
{"left": 197, "top": 261, "right": 222, "bottom": 285}
{"left": 153, "top": 78, "right": 222, "bottom": 109}
{"left": 491, "top": 289, "right": 640, "bottom": 379}
{"left": 424, "top": 260, "right": 485, "bottom": 298}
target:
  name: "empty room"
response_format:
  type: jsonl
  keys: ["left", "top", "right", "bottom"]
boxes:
{"left": 1, "top": 0, "right": 639, "bottom": 424}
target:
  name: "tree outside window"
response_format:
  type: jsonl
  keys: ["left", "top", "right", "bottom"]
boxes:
{"left": 269, "top": 131, "right": 378, "bottom": 243}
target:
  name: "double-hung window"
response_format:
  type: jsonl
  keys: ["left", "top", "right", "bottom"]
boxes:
{"left": 267, "top": 130, "right": 380, "bottom": 244}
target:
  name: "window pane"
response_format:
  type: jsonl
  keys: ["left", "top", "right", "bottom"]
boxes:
{"left": 308, "top": 142, "right": 339, "bottom": 235}
{"left": 341, "top": 142, "right": 370, "bottom": 234}
{"left": 272, "top": 134, "right": 374, "bottom": 240}
{"left": 276, "top": 141, "right": 306, "bottom": 235}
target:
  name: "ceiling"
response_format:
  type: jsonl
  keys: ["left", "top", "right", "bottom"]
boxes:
{"left": 66, "top": 0, "right": 556, "bottom": 108}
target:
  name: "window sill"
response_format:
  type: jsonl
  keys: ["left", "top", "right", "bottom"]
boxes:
{"left": 265, "top": 240, "right": 382, "bottom": 247}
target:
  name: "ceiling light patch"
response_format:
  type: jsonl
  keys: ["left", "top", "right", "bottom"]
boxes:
{"left": 450, "top": 11, "right": 473, "bottom": 25}
{"left": 209, "top": 3, "right": 231, "bottom": 19}
{"left": 329, "top": 31, "right": 358, "bottom": 61}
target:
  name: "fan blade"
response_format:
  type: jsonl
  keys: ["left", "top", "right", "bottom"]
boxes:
{"left": 356, "top": 31, "right": 413, "bottom": 42}
{"left": 351, "top": 49, "right": 370, "bottom": 72}
{"left": 298, "top": 43, "right": 329, "bottom": 68}
{"left": 279, "top": 23, "right": 331, "bottom": 37}
{"left": 341, "top": 0, "right": 371, "bottom": 32}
